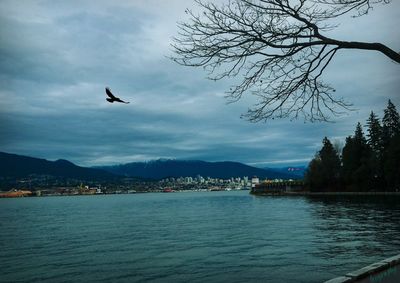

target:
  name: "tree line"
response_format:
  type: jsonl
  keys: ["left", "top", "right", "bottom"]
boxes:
{"left": 305, "top": 100, "right": 400, "bottom": 192}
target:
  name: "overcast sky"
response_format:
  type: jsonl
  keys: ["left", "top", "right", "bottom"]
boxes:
{"left": 0, "top": 0, "right": 399, "bottom": 167}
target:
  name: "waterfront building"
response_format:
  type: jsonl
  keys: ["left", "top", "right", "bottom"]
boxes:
{"left": 251, "top": 176, "right": 260, "bottom": 188}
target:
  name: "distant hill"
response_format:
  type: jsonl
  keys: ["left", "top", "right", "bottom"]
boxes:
{"left": 98, "top": 159, "right": 300, "bottom": 180}
{"left": 0, "top": 152, "right": 116, "bottom": 180}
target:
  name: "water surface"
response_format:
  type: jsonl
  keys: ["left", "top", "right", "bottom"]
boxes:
{"left": 1, "top": 191, "right": 400, "bottom": 282}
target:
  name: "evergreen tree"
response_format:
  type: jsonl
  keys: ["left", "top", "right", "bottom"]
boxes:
{"left": 382, "top": 100, "right": 400, "bottom": 190}
{"left": 342, "top": 123, "right": 372, "bottom": 191}
{"left": 342, "top": 136, "right": 355, "bottom": 186}
{"left": 305, "top": 137, "right": 341, "bottom": 191}
{"left": 354, "top": 122, "right": 366, "bottom": 144}
{"left": 365, "top": 111, "right": 384, "bottom": 187}
{"left": 366, "top": 111, "right": 383, "bottom": 155}
{"left": 305, "top": 156, "right": 323, "bottom": 192}
{"left": 382, "top": 99, "right": 400, "bottom": 143}
{"left": 319, "top": 137, "right": 341, "bottom": 181}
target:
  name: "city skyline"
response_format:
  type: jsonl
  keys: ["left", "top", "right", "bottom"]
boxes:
{"left": 0, "top": 0, "right": 399, "bottom": 168}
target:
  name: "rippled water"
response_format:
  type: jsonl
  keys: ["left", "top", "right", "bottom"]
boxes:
{"left": 1, "top": 191, "right": 400, "bottom": 282}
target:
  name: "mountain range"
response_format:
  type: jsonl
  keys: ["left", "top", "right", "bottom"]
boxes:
{"left": 0, "top": 152, "right": 115, "bottom": 180}
{"left": 0, "top": 152, "right": 304, "bottom": 180}
{"left": 97, "top": 159, "right": 302, "bottom": 179}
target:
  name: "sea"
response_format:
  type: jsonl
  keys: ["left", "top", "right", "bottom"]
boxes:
{"left": 1, "top": 190, "right": 400, "bottom": 283}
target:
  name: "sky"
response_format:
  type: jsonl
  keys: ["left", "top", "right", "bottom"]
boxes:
{"left": 0, "top": 0, "right": 399, "bottom": 168}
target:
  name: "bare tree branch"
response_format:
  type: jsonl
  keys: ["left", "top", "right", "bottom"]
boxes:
{"left": 313, "top": 0, "right": 391, "bottom": 17}
{"left": 171, "top": 0, "right": 399, "bottom": 122}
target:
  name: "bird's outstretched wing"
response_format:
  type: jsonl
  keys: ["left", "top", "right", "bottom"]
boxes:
{"left": 115, "top": 98, "right": 130, "bottom": 104}
{"left": 105, "top": 87, "right": 116, "bottom": 99}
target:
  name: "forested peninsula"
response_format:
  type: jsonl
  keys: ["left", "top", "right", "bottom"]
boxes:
{"left": 305, "top": 100, "right": 400, "bottom": 192}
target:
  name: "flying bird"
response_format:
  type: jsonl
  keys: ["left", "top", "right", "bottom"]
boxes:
{"left": 105, "top": 87, "right": 130, "bottom": 104}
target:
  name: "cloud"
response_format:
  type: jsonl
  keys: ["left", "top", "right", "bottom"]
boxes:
{"left": 0, "top": 0, "right": 399, "bottom": 168}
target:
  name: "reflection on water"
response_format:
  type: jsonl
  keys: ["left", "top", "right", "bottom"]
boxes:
{"left": 307, "top": 196, "right": 400, "bottom": 265}
{"left": 0, "top": 192, "right": 399, "bottom": 283}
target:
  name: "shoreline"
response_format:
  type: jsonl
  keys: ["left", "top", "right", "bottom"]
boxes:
{"left": 251, "top": 191, "right": 400, "bottom": 196}
{"left": 325, "top": 254, "right": 400, "bottom": 283}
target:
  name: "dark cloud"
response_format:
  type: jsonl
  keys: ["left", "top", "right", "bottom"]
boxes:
{"left": 0, "top": 0, "right": 399, "bottom": 168}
